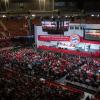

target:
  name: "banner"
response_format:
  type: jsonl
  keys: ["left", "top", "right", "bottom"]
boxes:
{"left": 38, "top": 35, "right": 100, "bottom": 44}
{"left": 38, "top": 35, "right": 70, "bottom": 41}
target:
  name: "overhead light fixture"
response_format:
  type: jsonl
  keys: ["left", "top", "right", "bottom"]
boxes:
{"left": 32, "top": 14, "right": 36, "bottom": 17}
{"left": 25, "top": 16, "right": 28, "bottom": 19}
{"left": 5, "top": 0, "right": 9, "bottom": 3}
{"left": 51, "top": 16, "right": 54, "bottom": 18}
{"left": 91, "top": 14, "right": 94, "bottom": 17}
{"left": 97, "top": 14, "right": 99, "bottom": 17}
{"left": 65, "top": 16, "right": 68, "bottom": 18}
{"left": 2, "top": 15, "right": 6, "bottom": 18}
{"left": 58, "top": 16, "right": 60, "bottom": 18}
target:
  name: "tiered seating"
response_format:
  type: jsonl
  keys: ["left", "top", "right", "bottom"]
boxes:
{"left": 0, "top": 33, "right": 3, "bottom": 38}
{"left": 0, "top": 39, "right": 12, "bottom": 48}
{"left": 0, "top": 22, "right": 5, "bottom": 38}
{"left": 0, "top": 48, "right": 85, "bottom": 100}
{"left": 0, "top": 17, "right": 28, "bottom": 37}
{"left": 0, "top": 47, "right": 100, "bottom": 87}
{"left": 85, "top": 17, "right": 100, "bottom": 24}
{"left": 71, "top": 16, "right": 100, "bottom": 24}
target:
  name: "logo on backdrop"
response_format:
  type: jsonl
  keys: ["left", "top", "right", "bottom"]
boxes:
{"left": 70, "top": 34, "right": 80, "bottom": 45}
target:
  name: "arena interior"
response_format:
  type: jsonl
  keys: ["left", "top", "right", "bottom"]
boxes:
{"left": 0, "top": 0, "right": 100, "bottom": 100}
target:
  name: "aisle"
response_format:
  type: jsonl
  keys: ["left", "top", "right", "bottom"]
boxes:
{"left": 81, "top": 92, "right": 93, "bottom": 100}
{"left": 56, "top": 75, "right": 94, "bottom": 100}
{"left": 56, "top": 75, "right": 67, "bottom": 84}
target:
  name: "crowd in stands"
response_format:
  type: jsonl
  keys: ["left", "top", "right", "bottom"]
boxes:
{"left": 0, "top": 47, "right": 100, "bottom": 100}
{"left": 0, "top": 38, "right": 12, "bottom": 48}
{"left": 0, "top": 48, "right": 83, "bottom": 100}
{"left": 65, "top": 56, "right": 100, "bottom": 88}
{"left": 38, "top": 46, "right": 100, "bottom": 57}
{"left": 0, "top": 74, "right": 82, "bottom": 100}
{"left": 0, "top": 17, "right": 28, "bottom": 38}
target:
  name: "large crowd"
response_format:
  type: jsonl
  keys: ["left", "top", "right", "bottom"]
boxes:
{"left": 0, "top": 39, "right": 12, "bottom": 48}
{"left": 0, "top": 47, "right": 100, "bottom": 100}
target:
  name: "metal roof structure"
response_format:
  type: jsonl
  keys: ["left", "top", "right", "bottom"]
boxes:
{"left": 0, "top": 0, "right": 100, "bottom": 16}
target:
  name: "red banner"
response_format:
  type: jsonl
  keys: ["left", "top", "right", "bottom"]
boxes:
{"left": 38, "top": 35, "right": 100, "bottom": 44}
{"left": 38, "top": 35, "right": 70, "bottom": 41}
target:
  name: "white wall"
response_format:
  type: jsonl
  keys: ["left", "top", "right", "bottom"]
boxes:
{"left": 64, "top": 23, "right": 84, "bottom": 36}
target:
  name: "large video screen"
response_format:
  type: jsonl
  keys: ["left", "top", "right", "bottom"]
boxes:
{"left": 42, "top": 21, "right": 57, "bottom": 31}
{"left": 42, "top": 20, "right": 69, "bottom": 33}
{"left": 64, "top": 21, "right": 69, "bottom": 31}
{"left": 84, "top": 29, "right": 100, "bottom": 41}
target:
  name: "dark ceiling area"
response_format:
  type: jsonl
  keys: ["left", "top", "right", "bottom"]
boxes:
{"left": 0, "top": 0, "right": 100, "bottom": 15}
{"left": 11, "top": 0, "right": 32, "bottom": 3}
{"left": 55, "top": 0, "right": 100, "bottom": 11}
